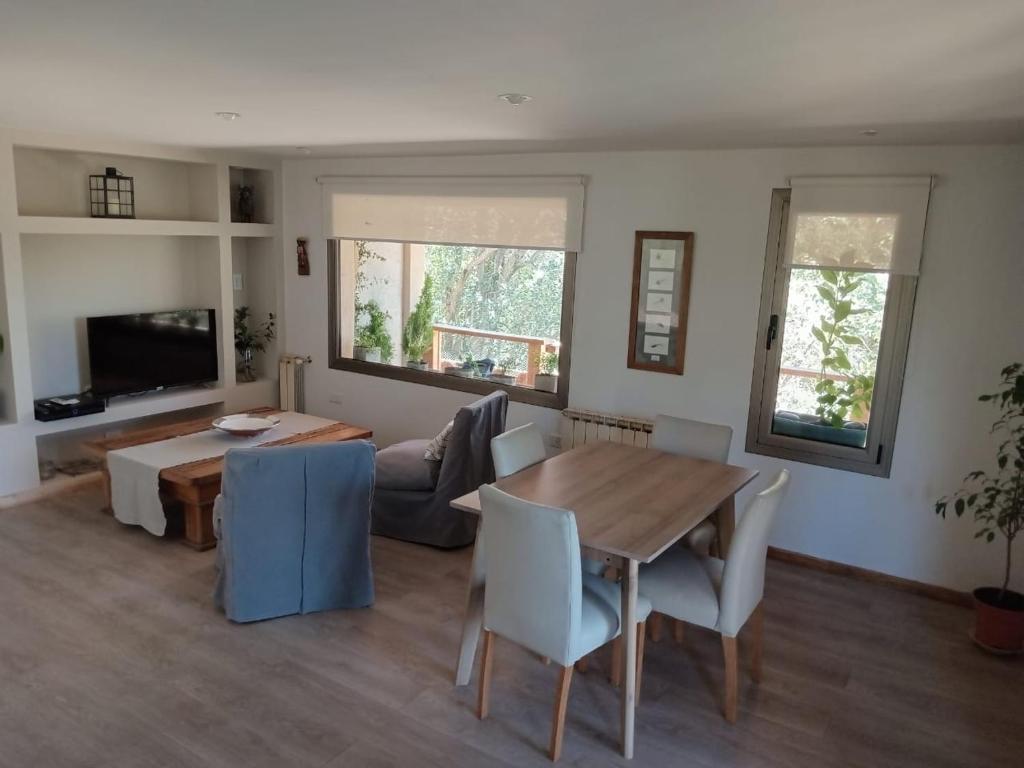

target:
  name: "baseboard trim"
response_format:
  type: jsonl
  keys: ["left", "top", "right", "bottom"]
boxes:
{"left": 767, "top": 546, "right": 972, "bottom": 608}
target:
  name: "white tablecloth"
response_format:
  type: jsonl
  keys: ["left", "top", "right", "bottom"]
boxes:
{"left": 108, "top": 412, "right": 338, "bottom": 536}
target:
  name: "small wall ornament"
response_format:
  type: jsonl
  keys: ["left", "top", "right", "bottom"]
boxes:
{"left": 296, "top": 237, "right": 310, "bottom": 276}
{"left": 89, "top": 167, "right": 135, "bottom": 218}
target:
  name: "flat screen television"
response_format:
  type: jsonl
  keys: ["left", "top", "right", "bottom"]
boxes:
{"left": 87, "top": 309, "right": 219, "bottom": 398}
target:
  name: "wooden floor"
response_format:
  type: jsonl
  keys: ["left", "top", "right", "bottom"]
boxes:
{"left": 1, "top": 484, "right": 1021, "bottom": 767}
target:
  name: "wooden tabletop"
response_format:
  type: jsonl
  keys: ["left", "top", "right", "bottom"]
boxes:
{"left": 451, "top": 441, "right": 758, "bottom": 563}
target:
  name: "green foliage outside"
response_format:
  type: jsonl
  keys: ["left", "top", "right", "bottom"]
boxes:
{"left": 539, "top": 350, "right": 559, "bottom": 376}
{"left": 936, "top": 363, "right": 1024, "bottom": 596}
{"left": 402, "top": 274, "right": 435, "bottom": 363}
{"left": 425, "top": 245, "right": 563, "bottom": 374}
{"left": 811, "top": 269, "right": 876, "bottom": 427}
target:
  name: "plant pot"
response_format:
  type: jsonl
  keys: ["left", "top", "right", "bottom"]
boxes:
{"left": 406, "top": 360, "right": 428, "bottom": 370}
{"left": 444, "top": 366, "right": 474, "bottom": 378}
{"left": 487, "top": 374, "right": 516, "bottom": 386}
{"left": 971, "top": 587, "right": 1024, "bottom": 652}
{"left": 534, "top": 373, "right": 557, "bottom": 393}
{"left": 236, "top": 347, "right": 257, "bottom": 382}
{"left": 353, "top": 346, "right": 381, "bottom": 363}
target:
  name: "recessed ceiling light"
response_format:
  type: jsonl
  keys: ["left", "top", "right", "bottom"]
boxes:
{"left": 497, "top": 93, "right": 532, "bottom": 107}
{"left": 860, "top": 128, "right": 879, "bottom": 137}
{"left": 215, "top": 111, "right": 241, "bottom": 121}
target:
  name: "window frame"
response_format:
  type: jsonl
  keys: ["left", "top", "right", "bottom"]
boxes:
{"left": 745, "top": 188, "right": 919, "bottom": 477}
{"left": 326, "top": 238, "right": 575, "bottom": 409}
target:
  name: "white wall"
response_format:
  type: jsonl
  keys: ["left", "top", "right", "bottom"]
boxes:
{"left": 282, "top": 145, "right": 1024, "bottom": 593}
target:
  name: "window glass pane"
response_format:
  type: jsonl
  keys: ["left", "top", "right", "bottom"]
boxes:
{"left": 341, "top": 240, "right": 564, "bottom": 391}
{"left": 772, "top": 267, "right": 889, "bottom": 448}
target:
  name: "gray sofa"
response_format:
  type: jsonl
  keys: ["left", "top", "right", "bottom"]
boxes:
{"left": 371, "top": 390, "right": 508, "bottom": 548}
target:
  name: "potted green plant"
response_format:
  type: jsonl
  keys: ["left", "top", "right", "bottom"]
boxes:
{"left": 487, "top": 357, "right": 517, "bottom": 386}
{"left": 401, "top": 275, "right": 435, "bottom": 370}
{"left": 936, "top": 362, "right": 1024, "bottom": 652}
{"left": 353, "top": 300, "right": 393, "bottom": 364}
{"left": 534, "top": 350, "right": 559, "bottom": 393}
{"left": 233, "top": 306, "right": 275, "bottom": 382}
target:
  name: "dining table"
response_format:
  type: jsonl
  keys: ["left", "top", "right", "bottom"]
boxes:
{"left": 450, "top": 440, "right": 759, "bottom": 759}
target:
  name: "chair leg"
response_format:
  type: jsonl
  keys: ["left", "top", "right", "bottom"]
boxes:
{"left": 477, "top": 630, "right": 495, "bottom": 720}
{"left": 649, "top": 612, "right": 663, "bottom": 642}
{"left": 749, "top": 603, "right": 765, "bottom": 684}
{"left": 635, "top": 621, "right": 646, "bottom": 704}
{"left": 722, "top": 635, "right": 738, "bottom": 724}
{"left": 609, "top": 635, "right": 622, "bottom": 687}
{"left": 673, "top": 619, "right": 685, "bottom": 645}
{"left": 549, "top": 665, "right": 574, "bottom": 761}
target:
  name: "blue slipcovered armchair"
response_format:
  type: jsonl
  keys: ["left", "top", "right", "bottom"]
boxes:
{"left": 213, "top": 441, "right": 376, "bottom": 623}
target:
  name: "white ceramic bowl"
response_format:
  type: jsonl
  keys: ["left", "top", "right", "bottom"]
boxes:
{"left": 212, "top": 414, "right": 281, "bottom": 437}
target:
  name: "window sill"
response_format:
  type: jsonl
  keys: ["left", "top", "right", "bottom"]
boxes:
{"left": 328, "top": 355, "right": 568, "bottom": 409}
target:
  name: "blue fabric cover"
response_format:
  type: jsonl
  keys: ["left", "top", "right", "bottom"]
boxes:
{"left": 213, "top": 440, "right": 376, "bottom": 623}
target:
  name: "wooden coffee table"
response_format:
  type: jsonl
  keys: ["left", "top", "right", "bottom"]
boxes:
{"left": 84, "top": 407, "right": 372, "bottom": 550}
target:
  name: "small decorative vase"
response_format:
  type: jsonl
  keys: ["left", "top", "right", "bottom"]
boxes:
{"left": 238, "top": 347, "right": 257, "bottom": 382}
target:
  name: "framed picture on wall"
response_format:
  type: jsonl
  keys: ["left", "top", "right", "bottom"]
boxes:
{"left": 627, "top": 230, "right": 694, "bottom": 375}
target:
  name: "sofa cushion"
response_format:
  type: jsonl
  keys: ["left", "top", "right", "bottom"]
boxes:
{"left": 376, "top": 439, "right": 441, "bottom": 491}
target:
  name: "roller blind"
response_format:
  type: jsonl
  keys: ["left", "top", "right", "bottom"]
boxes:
{"left": 320, "top": 176, "right": 585, "bottom": 252}
{"left": 784, "top": 176, "right": 932, "bottom": 275}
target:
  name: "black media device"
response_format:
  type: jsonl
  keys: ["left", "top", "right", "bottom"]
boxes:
{"left": 34, "top": 392, "right": 106, "bottom": 422}
{"left": 86, "top": 309, "right": 220, "bottom": 399}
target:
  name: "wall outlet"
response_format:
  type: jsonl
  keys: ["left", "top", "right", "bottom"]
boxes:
{"left": 545, "top": 433, "right": 562, "bottom": 450}
{"left": 328, "top": 393, "right": 343, "bottom": 405}
{"left": 232, "top": 273, "right": 244, "bottom": 291}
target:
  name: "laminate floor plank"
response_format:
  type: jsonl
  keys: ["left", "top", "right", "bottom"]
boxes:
{"left": 0, "top": 484, "right": 1021, "bottom": 767}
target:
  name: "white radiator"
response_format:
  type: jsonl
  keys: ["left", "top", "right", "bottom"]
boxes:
{"left": 561, "top": 408, "right": 654, "bottom": 449}
{"left": 279, "top": 355, "right": 311, "bottom": 412}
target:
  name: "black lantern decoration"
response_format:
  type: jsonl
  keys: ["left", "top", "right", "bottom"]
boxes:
{"left": 89, "top": 167, "right": 135, "bottom": 218}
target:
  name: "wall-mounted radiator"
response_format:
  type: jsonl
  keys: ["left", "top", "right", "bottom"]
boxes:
{"left": 561, "top": 408, "right": 654, "bottom": 449}
{"left": 279, "top": 355, "right": 311, "bottom": 412}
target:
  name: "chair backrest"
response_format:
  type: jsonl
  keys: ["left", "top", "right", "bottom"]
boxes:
{"left": 216, "top": 441, "right": 376, "bottom": 623}
{"left": 651, "top": 414, "right": 733, "bottom": 463}
{"left": 491, "top": 422, "right": 546, "bottom": 479}
{"left": 718, "top": 469, "right": 790, "bottom": 636}
{"left": 479, "top": 484, "right": 582, "bottom": 666}
{"left": 436, "top": 390, "right": 509, "bottom": 497}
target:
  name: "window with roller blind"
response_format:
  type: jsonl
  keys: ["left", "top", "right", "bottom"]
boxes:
{"left": 746, "top": 177, "right": 932, "bottom": 476}
{"left": 323, "top": 177, "right": 584, "bottom": 408}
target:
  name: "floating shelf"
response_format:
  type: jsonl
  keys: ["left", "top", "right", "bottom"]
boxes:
{"left": 31, "top": 386, "right": 227, "bottom": 436}
{"left": 18, "top": 216, "right": 223, "bottom": 237}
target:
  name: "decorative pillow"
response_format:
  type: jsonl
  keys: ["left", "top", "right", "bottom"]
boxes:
{"left": 424, "top": 420, "right": 455, "bottom": 461}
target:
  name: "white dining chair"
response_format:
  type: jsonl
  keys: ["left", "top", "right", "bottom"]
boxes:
{"left": 492, "top": 423, "right": 607, "bottom": 582}
{"left": 476, "top": 484, "right": 651, "bottom": 761}
{"left": 491, "top": 423, "right": 547, "bottom": 479}
{"left": 637, "top": 469, "right": 789, "bottom": 723}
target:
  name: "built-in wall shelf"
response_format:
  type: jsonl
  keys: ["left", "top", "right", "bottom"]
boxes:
{"left": 0, "top": 128, "right": 282, "bottom": 496}
{"left": 17, "top": 216, "right": 223, "bottom": 237}
{"left": 31, "top": 386, "right": 227, "bottom": 437}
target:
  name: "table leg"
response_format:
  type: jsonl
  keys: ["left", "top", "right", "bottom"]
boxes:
{"left": 455, "top": 519, "right": 486, "bottom": 686}
{"left": 620, "top": 558, "right": 638, "bottom": 759}
{"left": 182, "top": 501, "right": 216, "bottom": 550}
{"left": 715, "top": 495, "right": 737, "bottom": 558}
{"left": 99, "top": 466, "right": 113, "bottom": 514}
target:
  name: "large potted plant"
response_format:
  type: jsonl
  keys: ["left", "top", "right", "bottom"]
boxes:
{"left": 936, "top": 362, "right": 1024, "bottom": 653}
{"left": 353, "top": 300, "right": 393, "bottom": 364}
{"left": 233, "top": 306, "right": 276, "bottom": 382}
{"left": 401, "top": 275, "right": 435, "bottom": 370}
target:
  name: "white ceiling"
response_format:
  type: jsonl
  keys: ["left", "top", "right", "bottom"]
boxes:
{"left": 1, "top": 0, "right": 1023, "bottom": 155}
